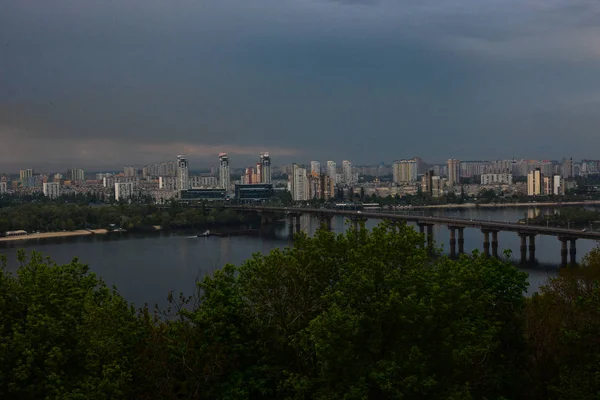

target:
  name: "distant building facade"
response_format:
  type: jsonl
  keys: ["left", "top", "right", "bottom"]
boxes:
{"left": 480, "top": 173, "right": 513, "bottom": 185}
{"left": 43, "top": 182, "right": 60, "bottom": 199}
{"left": 527, "top": 168, "right": 542, "bottom": 196}
{"left": 115, "top": 182, "right": 135, "bottom": 201}
{"left": 447, "top": 159, "right": 461, "bottom": 186}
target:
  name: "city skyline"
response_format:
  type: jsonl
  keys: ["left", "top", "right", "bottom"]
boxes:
{"left": 3, "top": 1, "right": 600, "bottom": 170}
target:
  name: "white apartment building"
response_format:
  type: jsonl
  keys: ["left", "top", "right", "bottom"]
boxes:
{"left": 480, "top": 173, "right": 513, "bottom": 185}
{"left": 326, "top": 161, "right": 337, "bottom": 182}
{"left": 115, "top": 182, "right": 135, "bottom": 201}
{"left": 43, "top": 182, "right": 60, "bottom": 199}
{"left": 291, "top": 164, "right": 309, "bottom": 201}
{"left": 189, "top": 175, "right": 218, "bottom": 188}
{"left": 393, "top": 159, "right": 418, "bottom": 184}
{"left": 70, "top": 168, "right": 85, "bottom": 181}
{"left": 310, "top": 161, "right": 321, "bottom": 175}
{"left": 219, "top": 153, "right": 231, "bottom": 195}
{"left": 0, "top": 181, "right": 7, "bottom": 195}
{"left": 159, "top": 176, "right": 178, "bottom": 190}
{"left": 177, "top": 154, "right": 189, "bottom": 191}
{"left": 342, "top": 160, "right": 353, "bottom": 184}
{"left": 553, "top": 175, "right": 563, "bottom": 195}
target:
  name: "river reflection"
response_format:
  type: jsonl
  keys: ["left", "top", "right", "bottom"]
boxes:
{"left": 0, "top": 206, "right": 597, "bottom": 308}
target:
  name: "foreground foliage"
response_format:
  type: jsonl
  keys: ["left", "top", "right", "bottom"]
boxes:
{"left": 0, "top": 221, "right": 599, "bottom": 399}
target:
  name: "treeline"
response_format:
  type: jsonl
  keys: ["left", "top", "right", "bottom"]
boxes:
{"left": 0, "top": 203, "right": 258, "bottom": 233}
{"left": 1, "top": 222, "right": 599, "bottom": 399}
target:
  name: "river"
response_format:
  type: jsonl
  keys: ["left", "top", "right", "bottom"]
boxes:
{"left": 1, "top": 206, "right": 598, "bottom": 309}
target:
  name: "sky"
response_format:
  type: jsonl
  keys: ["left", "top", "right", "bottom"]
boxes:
{"left": 1, "top": 0, "right": 600, "bottom": 172}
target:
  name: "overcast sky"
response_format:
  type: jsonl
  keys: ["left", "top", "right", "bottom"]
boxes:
{"left": 1, "top": 0, "right": 600, "bottom": 171}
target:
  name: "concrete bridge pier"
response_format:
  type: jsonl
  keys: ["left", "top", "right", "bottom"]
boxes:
{"left": 570, "top": 238, "right": 577, "bottom": 265}
{"left": 528, "top": 234, "right": 537, "bottom": 264}
{"left": 491, "top": 231, "right": 499, "bottom": 258}
{"left": 559, "top": 237, "right": 568, "bottom": 267}
{"left": 457, "top": 227, "right": 465, "bottom": 255}
{"left": 519, "top": 233, "right": 528, "bottom": 264}
{"left": 449, "top": 227, "right": 456, "bottom": 258}
{"left": 287, "top": 213, "right": 302, "bottom": 238}
{"left": 482, "top": 230, "right": 490, "bottom": 256}
{"left": 418, "top": 223, "right": 434, "bottom": 253}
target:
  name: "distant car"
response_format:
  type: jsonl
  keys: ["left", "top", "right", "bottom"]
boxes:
{"left": 582, "top": 228, "right": 587, "bottom": 232}
{"left": 357, "top": 211, "right": 362, "bottom": 214}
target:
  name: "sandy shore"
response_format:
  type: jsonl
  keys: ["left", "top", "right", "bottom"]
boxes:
{"left": 0, "top": 229, "right": 108, "bottom": 242}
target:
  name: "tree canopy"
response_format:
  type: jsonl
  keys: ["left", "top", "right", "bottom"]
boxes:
{"left": 1, "top": 221, "right": 599, "bottom": 399}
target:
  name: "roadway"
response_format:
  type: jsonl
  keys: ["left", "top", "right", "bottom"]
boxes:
{"left": 223, "top": 205, "right": 600, "bottom": 240}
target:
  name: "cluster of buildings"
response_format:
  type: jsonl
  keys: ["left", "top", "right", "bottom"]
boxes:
{"left": 1, "top": 155, "right": 596, "bottom": 204}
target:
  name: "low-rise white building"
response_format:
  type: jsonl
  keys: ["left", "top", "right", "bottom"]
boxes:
{"left": 480, "top": 173, "right": 513, "bottom": 185}
{"left": 43, "top": 182, "right": 60, "bottom": 199}
{"left": 115, "top": 182, "right": 135, "bottom": 201}
{"left": 159, "top": 176, "right": 178, "bottom": 190}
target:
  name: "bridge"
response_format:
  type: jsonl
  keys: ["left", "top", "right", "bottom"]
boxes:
{"left": 219, "top": 205, "right": 600, "bottom": 267}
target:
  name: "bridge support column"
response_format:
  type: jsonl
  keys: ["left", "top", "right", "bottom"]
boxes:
{"left": 491, "top": 231, "right": 499, "bottom": 258}
{"left": 528, "top": 234, "right": 537, "bottom": 264}
{"left": 288, "top": 215, "right": 294, "bottom": 238}
{"left": 559, "top": 237, "right": 568, "bottom": 267}
{"left": 457, "top": 227, "right": 465, "bottom": 255}
{"left": 569, "top": 238, "right": 577, "bottom": 266}
{"left": 519, "top": 233, "right": 527, "bottom": 264}
{"left": 295, "top": 215, "right": 301, "bottom": 234}
{"left": 449, "top": 227, "right": 456, "bottom": 259}
{"left": 418, "top": 223, "right": 434, "bottom": 253}
{"left": 482, "top": 230, "right": 490, "bottom": 257}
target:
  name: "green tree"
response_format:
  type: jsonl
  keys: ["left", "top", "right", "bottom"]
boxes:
{"left": 171, "top": 221, "right": 529, "bottom": 399}
{"left": 525, "top": 248, "right": 600, "bottom": 399}
{"left": 0, "top": 251, "right": 142, "bottom": 400}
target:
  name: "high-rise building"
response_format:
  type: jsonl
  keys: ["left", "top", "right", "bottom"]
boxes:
{"left": 320, "top": 173, "right": 335, "bottom": 200}
{"left": 124, "top": 166, "right": 138, "bottom": 177}
{"left": 20, "top": 169, "right": 33, "bottom": 181}
{"left": 219, "top": 153, "right": 231, "bottom": 195}
{"left": 115, "top": 182, "right": 135, "bottom": 201}
{"left": 43, "top": 182, "right": 60, "bottom": 199}
{"left": 290, "top": 164, "right": 309, "bottom": 201}
{"left": 310, "top": 161, "right": 321, "bottom": 175}
{"left": 561, "top": 157, "right": 573, "bottom": 179}
{"left": 260, "top": 152, "right": 271, "bottom": 184}
{"left": 422, "top": 170, "right": 435, "bottom": 195}
{"left": 393, "top": 159, "right": 418, "bottom": 184}
{"left": 0, "top": 181, "right": 7, "bottom": 195}
{"left": 177, "top": 154, "right": 189, "bottom": 191}
{"left": 553, "top": 175, "right": 563, "bottom": 195}
{"left": 70, "top": 168, "right": 85, "bottom": 181}
{"left": 326, "top": 161, "right": 336, "bottom": 182}
{"left": 527, "top": 168, "right": 542, "bottom": 196}
{"left": 342, "top": 160, "right": 352, "bottom": 184}
{"left": 19, "top": 169, "right": 34, "bottom": 187}
{"left": 447, "top": 159, "right": 461, "bottom": 186}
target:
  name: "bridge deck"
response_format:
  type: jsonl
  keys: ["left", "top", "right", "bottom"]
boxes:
{"left": 224, "top": 206, "right": 600, "bottom": 240}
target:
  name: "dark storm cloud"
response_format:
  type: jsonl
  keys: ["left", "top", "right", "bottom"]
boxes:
{"left": 1, "top": 0, "right": 600, "bottom": 171}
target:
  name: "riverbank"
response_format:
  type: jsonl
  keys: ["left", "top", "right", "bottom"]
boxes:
{"left": 410, "top": 200, "right": 600, "bottom": 210}
{"left": 0, "top": 229, "right": 108, "bottom": 242}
